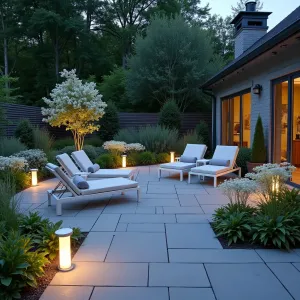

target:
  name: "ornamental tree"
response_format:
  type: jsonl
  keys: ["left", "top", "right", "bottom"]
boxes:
{"left": 42, "top": 70, "right": 106, "bottom": 150}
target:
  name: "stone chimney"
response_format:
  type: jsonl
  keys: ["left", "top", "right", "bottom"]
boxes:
{"left": 231, "top": 1, "right": 272, "bottom": 58}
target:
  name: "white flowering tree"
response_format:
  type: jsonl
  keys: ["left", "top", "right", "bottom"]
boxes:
{"left": 42, "top": 69, "right": 107, "bottom": 150}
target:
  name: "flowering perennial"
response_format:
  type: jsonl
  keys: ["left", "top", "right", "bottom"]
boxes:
{"left": 0, "top": 156, "right": 28, "bottom": 172}
{"left": 125, "top": 143, "right": 145, "bottom": 152}
{"left": 42, "top": 69, "right": 107, "bottom": 150}
{"left": 219, "top": 178, "right": 257, "bottom": 205}
{"left": 103, "top": 141, "right": 146, "bottom": 153}
{"left": 14, "top": 149, "right": 47, "bottom": 170}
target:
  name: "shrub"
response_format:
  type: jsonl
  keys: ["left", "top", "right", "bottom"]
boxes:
{"left": 33, "top": 127, "right": 54, "bottom": 158}
{"left": 96, "top": 153, "right": 121, "bottom": 168}
{"left": 158, "top": 100, "right": 181, "bottom": 131}
{"left": 138, "top": 151, "right": 156, "bottom": 165}
{"left": 19, "top": 212, "right": 50, "bottom": 236}
{"left": 0, "top": 231, "right": 48, "bottom": 299}
{"left": 99, "top": 101, "right": 120, "bottom": 141}
{"left": 0, "top": 137, "right": 27, "bottom": 156}
{"left": 251, "top": 115, "right": 266, "bottom": 163}
{"left": 236, "top": 147, "right": 251, "bottom": 175}
{"left": 85, "top": 136, "right": 103, "bottom": 147}
{"left": 127, "top": 152, "right": 140, "bottom": 167}
{"left": 155, "top": 152, "right": 170, "bottom": 163}
{"left": 0, "top": 174, "right": 21, "bottom": 231}
{"left": 14, "top": 119, "right": 34, "bottom": 148}
{"left": 53, "top": 137, "right": 74, "bottom": 149}
{"left": 14, "top": 149, "right": 47, "bottom": 170}
{"left": 252, "top": 213, "right": 300, "bottom": 249}
{"left": 56, "top": 145, "right": 100, "bottom": 160}
{"left": 174, "top": 130, "right": 204, "bottom": 155}
{"left": 196, "top": 121, "right": 210, "bottom": 148}
{"left": 114, "top": 128, "right": 138, "bottom": 144}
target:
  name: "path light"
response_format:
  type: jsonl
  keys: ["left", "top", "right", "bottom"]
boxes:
{"left": 170, "top": 152, "right": 175, "bottom": 163}
{"left": 31, "top": 169, "right": 38, "bottom": 186}
{"left": 271, "top": 175, "right": 280, "bottom": 193}
{"left": 122, "top": 154, "right": 127, "bottom": 168}
{"left": 55, "top": 228, "right": 74, "bottom": 272}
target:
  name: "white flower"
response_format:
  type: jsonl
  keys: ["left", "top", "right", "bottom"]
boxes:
{"left": 219, "top": 178, "right": 257, "bottom": 205}
{"left": 103, "top": 141, "right": 127, "bottom": 153}
{"left": 14, "top": 149, "right": 47, "bottom": 169}
{"left": 0, "top": 156, "right": 28, "bottom": 172}
{"left": 125, "top": 143, "right": 145, "bottom": 152}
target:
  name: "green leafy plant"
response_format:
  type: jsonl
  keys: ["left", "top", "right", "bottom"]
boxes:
{"left": 53, "top": 137, "right": 74, "bottom": 149}
{"left": 236, "top": 147, "right": 251, "bottom": 175}
{"left": 138, "top": 151, "right": 156, "bottom": 165}
{"left": 158, "top": 100, "right": 181, "bottom": 131}
{"left": 0, "top": 137, "right": 27, "bottom": 156}
{"left": 251, "top": 115, "right": 266, "bottom": 163}
{"left": 96, "top": 153, "right": 121, "bottom": 169}
{"left": 33, "top": 127, "right": 54, "bottom": 159}
{"left": 0, "top": 231, "right": 48, "bottom": 300}
{"left": 34, "top": 220, "right": 63, "bottom": 260}
{"left": 252, "top": 213, "right": 300, "bottom": 249}
{"left": 127, "top": 152, "right": 140, "bottom": 167}
{"left": 14, "top": 119, "right": 34, "bottom": 148}
{"left": 196, "top": 121, "right": 210, "bottom": 149}
{"left": 19, "top": 212, "right": 50, "bottom": 236}
{"left": 71, "top": 227, "right": 84, "bottom": 246}
{"left": 155, "top": 152, "right": 170, "bottom": 163}
{"left": 214, "top": 211, "right": 252, "bottom": 245}
{"left": 99, "top": 101, "right": 120, "bottom": 141}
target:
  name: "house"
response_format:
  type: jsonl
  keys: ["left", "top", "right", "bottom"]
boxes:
{"left": 202, "top": 2, "right": 300, "bottom": 185}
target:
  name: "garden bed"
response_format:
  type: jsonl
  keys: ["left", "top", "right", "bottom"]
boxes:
{"left": 21, "top": 232, "right": 88, "bottom": 300}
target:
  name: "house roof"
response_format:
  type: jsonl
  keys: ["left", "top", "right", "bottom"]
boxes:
{"left": 202, "top": 6, "right": 300, "bottom": 89}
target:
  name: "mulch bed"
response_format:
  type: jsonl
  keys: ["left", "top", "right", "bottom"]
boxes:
{"left": 21, "top": 233, "right": 88, "bottom": 300}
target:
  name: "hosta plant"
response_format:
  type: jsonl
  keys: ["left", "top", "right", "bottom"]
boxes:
{"left": 19, "top": 212, "right": 50, "bottom": 236}
{"left": 252, "top": 213, "right": 300, "bottom": 249}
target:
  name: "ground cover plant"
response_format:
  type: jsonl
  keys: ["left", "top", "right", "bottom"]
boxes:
{"left": 213, "top": 163, "right": 300, "bottom": 249}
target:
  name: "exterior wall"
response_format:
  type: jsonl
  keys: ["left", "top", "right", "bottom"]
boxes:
{"left": 213, "top": 44, "right": 300, "bottom": 161}
{"left": 235, "top": 29, "right": 267, "bottom": 58}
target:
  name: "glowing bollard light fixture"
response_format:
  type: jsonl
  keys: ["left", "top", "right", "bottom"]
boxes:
{"left": 122, "top": 154, "right": 127, "bottom": 168}
{"left": 272, "top": 175, "right": 280, "bottom": 193}
{"left": 55, "top": 228, "right": 74, "bottom": 272}
{"left": 170, "top": 152, "right": 175, "bottom": 163}
{"left": 31, "top": 169, "right": 38, "bottom": 186}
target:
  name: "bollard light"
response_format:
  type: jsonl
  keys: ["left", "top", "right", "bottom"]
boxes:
{"left": 31, "top": 169, "right": 38, "bottom": 186}
{"left": 271, "top": 175, "right": 280, "bottom": 193}
{"left": 170, "top": 152, "right": 175, "bottom": 163}
{"left": 55, "top": 228, "right": 74, "bottom": 272}
{"left": 122, "top": 155, "right": 127, "bottom": 168}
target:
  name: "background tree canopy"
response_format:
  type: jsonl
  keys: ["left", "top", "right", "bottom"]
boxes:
{"left": 0, "top": 0, "right": 263, "bottom": 111}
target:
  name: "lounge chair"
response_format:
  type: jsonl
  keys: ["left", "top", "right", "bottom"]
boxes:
{"left": 158, "top": 144, "right": 207, "bottom": 181}
{"left": 188, "top": 145, "right": 241, "bottom": 187}
{"left": 46, "top": 163, "right": 140, "bottom": 216}
{"left": 57, "top": 153, "right": 134, "bottom": 180}
{"left": 67, "top": 150, "right": 135, "bottom": 179}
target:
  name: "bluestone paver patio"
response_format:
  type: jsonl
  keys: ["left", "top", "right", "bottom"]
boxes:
{"left": 21, "top": 165, "right": 300, "bottom": 300}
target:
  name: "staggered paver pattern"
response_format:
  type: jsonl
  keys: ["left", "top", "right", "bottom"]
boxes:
{"left": 20, "top": 165, "right": 300, "bottom": 300}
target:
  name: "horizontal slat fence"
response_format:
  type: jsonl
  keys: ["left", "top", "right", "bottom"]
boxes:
{"left": 0, "top": 103, "right": 211, "bottom": 139}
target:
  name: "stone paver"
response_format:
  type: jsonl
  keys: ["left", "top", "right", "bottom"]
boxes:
{"left": 106, "top": 232, "right": 168, "bottom": 262}
{"left": 206, "top": 263, "right": 293, "bottom": 300}
{"left": 256, "top": 249, "right": 300, "bottom": 262}
{"left": 51, "top": 262, "right": 148, "bottom": 286}
{"left": 127, "top": 223, "right": 165, "bottom": 232}
{"left": 73, "top": 232, "right": 113, "bottom": 262}
{"left": 40, "top": 286, "right": 93, "bottom": 300}
{"left": 92, "top": 214, "right": 120, "bottom": 231}
{"left": 91, "top": 287, "right": 169, "bottom": 300}
{"left": 169, "top": 249, "right": 263, "bottom": 263}
{"left": 169, "top": 288, "right": 216, "bottom": 300}
{"left": 26, "top": 166, "right": 300, "bottom": 300}
{"left": 268, "top": 263, "right": 300, "bottom": 300}
{"left": 166, "top": 224, "right": 222, "bottom": 249}
{"left": 149, "top": 263, "right": 210, "bottom": 287}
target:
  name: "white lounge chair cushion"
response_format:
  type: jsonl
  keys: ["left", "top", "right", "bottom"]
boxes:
{"left": 72, "top": 150, "right": 93, "bottom": 172}
{"left": 182, "top": 144, "right": 207, "bottom": 160}
{"left": 191, "top": 165, "right": 231, "bottom": 175}
{"left": 212, "top": 146, "right": 239, "bottom": 168}
{"left": 80, "top": 178, "right": 138, "bottom": 195}
{"left": 56, "top": 153, "right": 80, "bottom": 176}
{"left": 180, "top": 156, "right": 197, "bottom": 163}
{"left": 88, "top": 169, "right": 134, "bottom": 178}
{"left": 160, "top": 162, "right": 196, "bottom": 170}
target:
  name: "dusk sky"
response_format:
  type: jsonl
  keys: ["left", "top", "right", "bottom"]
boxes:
{"left": 206, "top": 0, "right": 299, "bottom": 30}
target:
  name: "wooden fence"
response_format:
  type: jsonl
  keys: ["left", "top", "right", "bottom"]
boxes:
{"left": 0, "top": 103, "right": 211, "bottom": 139}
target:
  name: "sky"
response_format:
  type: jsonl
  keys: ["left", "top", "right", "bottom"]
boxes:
{"left": 206, "top": 0, "right": 299, "bottom": 30}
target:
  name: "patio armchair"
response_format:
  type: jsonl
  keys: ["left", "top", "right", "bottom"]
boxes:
{"left": 188, "top": 145, "right": 241, "bottom": 187}
{"left": 158, "top": 144, "right": 207, "bottom": 181}
{"left": 46, "top": 163, "right": 140, "bottom": 215}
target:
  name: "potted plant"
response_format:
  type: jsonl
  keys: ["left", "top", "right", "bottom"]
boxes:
{"left": 247, "top": 115, "right": 267, "bottom": 173}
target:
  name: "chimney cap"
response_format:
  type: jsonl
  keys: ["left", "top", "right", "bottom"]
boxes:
{"left": 246, "top": 1, "right": 257, "bottom": 12}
